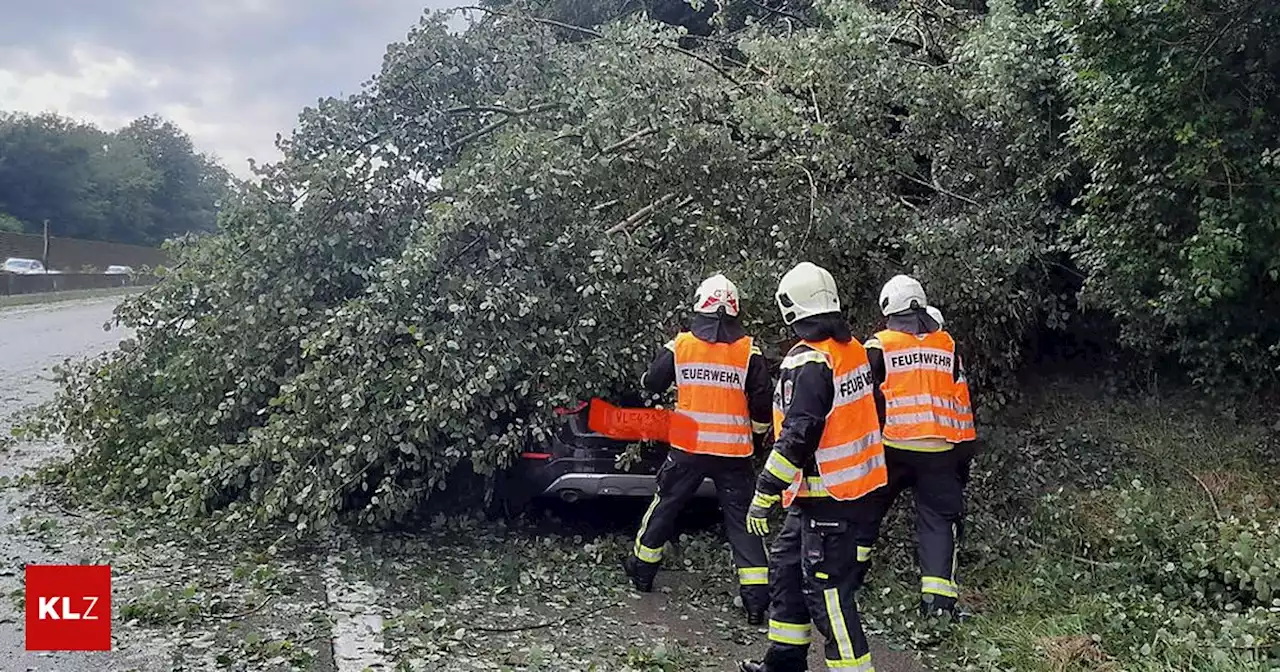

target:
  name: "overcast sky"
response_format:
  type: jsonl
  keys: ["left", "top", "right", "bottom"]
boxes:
{"left": 0, "top": 1, "right": 466, "bottom": 178}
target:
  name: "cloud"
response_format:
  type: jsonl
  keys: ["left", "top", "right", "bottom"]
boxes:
{"left": 0, "top": 0, "right": 467, "bottom": 178}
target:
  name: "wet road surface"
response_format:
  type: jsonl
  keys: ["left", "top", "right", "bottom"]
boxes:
{"left": 0, "top": 297, "right": 166, "bottom": 670}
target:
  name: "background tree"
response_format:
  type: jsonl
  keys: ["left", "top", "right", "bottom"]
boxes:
{"left": 0, "top": 111, "right": 233, "bottom": 246}
{"left": 0, "top": 113, "right": 107, "bottom": 240}
{"left": 1058, "top": 0, "right": 1280, "bottom": 387}
{"left": 0, "top": 212, "right": 22, "bottom": 233}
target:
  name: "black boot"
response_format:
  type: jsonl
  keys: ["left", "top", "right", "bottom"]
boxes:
{"left": 622, "top": 555, "right": 655, "bottom": 593}
{"left": 743, "top": 588, "right": 769, "bottom": 626}
{"left": 920, "top": 594, "right": 958, "bottom": 620}
{"left": 739, "top": 647, "right": 808, "bottom": 672}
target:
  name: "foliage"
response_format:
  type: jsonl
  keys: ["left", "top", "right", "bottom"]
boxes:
{"left": 29, "top": 0, "right": 1280, "bottom": 541}
{"left": 907, "top": 381, "right": 1280, "bottom": 671}
{"left": 1059, "top": 0, "right": 1280, "bottom": 386}
{"left": 0, "top": 112, "right": 233, "bottom": 245}
{"left": 0, "top": 211, "right": 21, "bottom": 233}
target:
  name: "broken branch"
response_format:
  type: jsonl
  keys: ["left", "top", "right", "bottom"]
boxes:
{"left": 656, "top": 44, "right": 744, "bottom": 88}
{"left": 444, "top": 102, "right": 561, "bottom": 151}
{"left": 446, "top": 118, "right": 511, "bottom": 151}
{"left": 471, "top": 604, "right": 611, "bottom": 633}
{"left": 894, "top": 170, "right": 980, "bottom": 207}
{"left": 748, "top": 0, "right": 813, "bottom": 26}
{"left": 591, "top": 126, "right": 659, "bottom": 160}
{"left": 607, "top": 192, "right": 680, "bottom": 235}
{"left": 458, "top": 6, "right": 604, "bottom": 39}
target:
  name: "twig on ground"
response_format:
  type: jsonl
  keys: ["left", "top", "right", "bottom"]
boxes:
{"left": 749, "top": 144, "right": 781, "bottom": 161}
{"left": 471, "top": 604, "right": 611, "bottom": 633}
{"left": 1025, "top": 537, "right": 1121, "bottom": 568}
{"left": 213, "top": 595, "right": 276, "bottom": 621}
{"left": 1183, "top": 466, "right": 1223, "bottom": 520}
{"left": 42, "top": 493, "right": 83, "bottom": 519}
{"left": 1132, "top": 443, "right": 1223, "bottom": 520}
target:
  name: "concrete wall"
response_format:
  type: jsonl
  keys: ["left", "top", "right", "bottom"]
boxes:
{"left": 1, "top": 272, "right": 158, "bottom": 296}
{"left": 0, "top": 231, "right": 169, "bottom": 273}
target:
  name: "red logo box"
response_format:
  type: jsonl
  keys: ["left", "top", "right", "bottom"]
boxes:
{"left": 25, "top": 564, "right": 112, "bottom": 651}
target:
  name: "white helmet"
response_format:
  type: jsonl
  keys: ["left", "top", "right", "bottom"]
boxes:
{"left": 879, "top": 274, "right": 927, "bottom": 316}
{"left": 776, "top": 262, "right": 841, "bottom": 325}
{"left": 926, "top": 305, "right": 945, "bottom": 327}
{"left": 693, "top": 273, "right": 740, "bottom": 317}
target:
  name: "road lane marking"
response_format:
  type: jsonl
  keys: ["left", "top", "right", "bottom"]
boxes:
{"left": 324, "top": 546, "right": 391, "bottom": 671}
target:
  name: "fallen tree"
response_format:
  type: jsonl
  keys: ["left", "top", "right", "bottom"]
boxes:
{"left": 30, "top": 0, "right": 1279, "bottom": 535}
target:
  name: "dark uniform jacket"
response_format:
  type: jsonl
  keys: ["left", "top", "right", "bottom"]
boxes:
{"left": 641, "top": 313, "right": 774, "bottom": 438}
{"left": 753, "top": 313, "right": 854, "bottom": 498}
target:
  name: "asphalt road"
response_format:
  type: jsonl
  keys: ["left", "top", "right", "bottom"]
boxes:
{"left": 0, "top": 297, "right": 130, "bottom": 406}
{"left": 0, "top": 297, "right": 169, "bottom": 670}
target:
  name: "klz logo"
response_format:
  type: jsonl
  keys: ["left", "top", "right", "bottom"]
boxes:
{"left": 25, "top": 564, "right": 112, "bottom": 651}
{"left": 38, "top": 596, "right": 102, "bottom": 619}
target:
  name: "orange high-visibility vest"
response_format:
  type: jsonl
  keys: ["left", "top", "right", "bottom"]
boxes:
{"left": 875, "top": 329, "right": 976, "bottom": 444}
{"left": 775, "top": 338, "right": 886, "bottom": 507}
{"left": 670, "top": 332, "right": 754, "bottom": 457}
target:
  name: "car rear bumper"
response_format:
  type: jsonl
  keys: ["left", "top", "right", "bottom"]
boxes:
{"left": 539, "top": 471, "right": 716, "bottom": 502}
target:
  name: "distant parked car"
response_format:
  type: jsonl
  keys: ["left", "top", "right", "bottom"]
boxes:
{"left": 3, "top": 257, "right": 45, "bottom": 274}
{"left": 105, "top": 265, "right": 134, "bottom": 275}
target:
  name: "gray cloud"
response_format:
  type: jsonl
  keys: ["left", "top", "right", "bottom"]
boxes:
{"left": 0, "top": 0, "right": 467, "bottom": 176}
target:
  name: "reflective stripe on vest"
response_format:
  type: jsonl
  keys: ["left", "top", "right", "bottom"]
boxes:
{"left": 670, "top": 332, "right": 754, "bottom": 457}
{"left": 876, "top": 329, "right": 976, "bottom": 444}
{"left": 775, "top": 339, "right": 886, "bottom": 507}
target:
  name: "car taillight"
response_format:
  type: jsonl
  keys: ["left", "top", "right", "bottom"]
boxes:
{"left": 520, "top": 452, "right": 552, "bottom": 460}
{"left": 553, "top": 401, "right": 588, "bottom": 416}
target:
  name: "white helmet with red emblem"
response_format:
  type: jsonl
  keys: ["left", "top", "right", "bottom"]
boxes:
{"left": 693, "top": 273, "right": 741, "bottom": 317}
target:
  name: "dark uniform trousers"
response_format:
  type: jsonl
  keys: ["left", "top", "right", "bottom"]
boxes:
{"left": 762, "top": 500, "right": 876, "bottom": 672}
{"left": 632, "top": 449, "right": 770, "bottom": 611}
{"left": 859, "top": 447, "right": 966, "bottom": 604}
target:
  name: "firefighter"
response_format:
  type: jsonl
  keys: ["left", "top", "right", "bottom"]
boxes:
{"left": 738, "top": 261, "right": 886, "bottom": 672}
{"left": 923, "top": 306, "right": 977, "bottom": 492}
{"left": 623, "top": 273, "right": 774, "bottom": 624}
{"left": 860, "top": 275, "right": 977, "bottom": 619}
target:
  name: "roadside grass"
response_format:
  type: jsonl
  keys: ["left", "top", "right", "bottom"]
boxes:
{"left": 913, "top": 377, "right": 1280, "bottom": 671}
{"left": 0, "top": 285, "right": 144, "bottom": 309}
